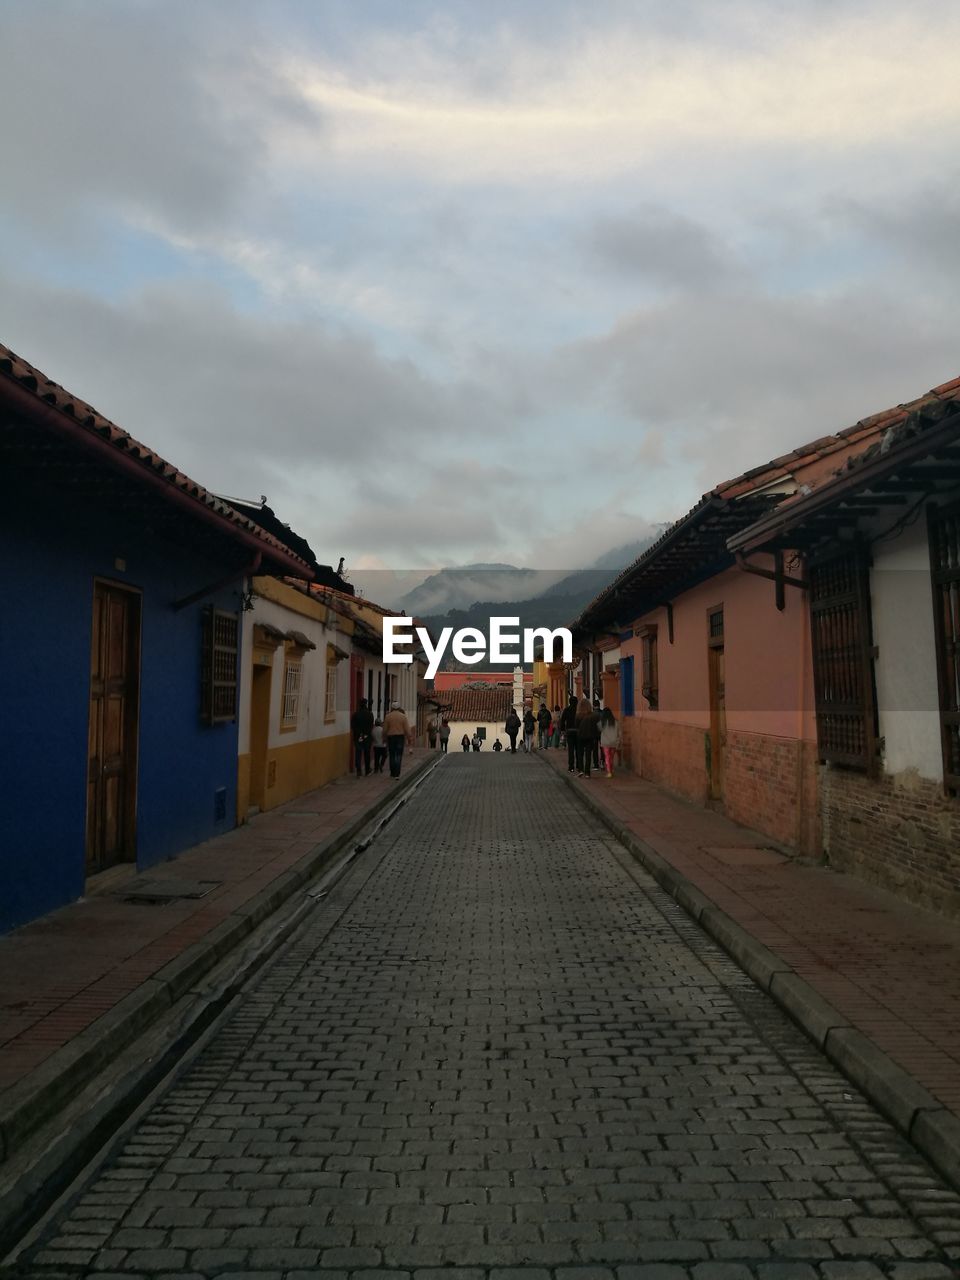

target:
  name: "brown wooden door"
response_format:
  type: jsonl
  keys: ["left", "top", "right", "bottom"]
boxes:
{"left": 708, "top": 645, "right": 726, "bottom": 800}
{"left": 86, "top": 582, "right": 141, "bottom": 874}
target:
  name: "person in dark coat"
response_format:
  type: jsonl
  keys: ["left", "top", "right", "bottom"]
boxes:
{"left": 351, "top": 698, "right": 374, "bottom": 776}
{"left": 522, "top": 708, "right": 536, "bottom": 752}
{"left": 559, "top": 695, "right": 579, "bottom": 773}
{"left": 505, "top": 708, "right": 521, "bottom": 754}
{"left": 537, "top": 703, "right": 551, "bottom": 748}
{"left": 576, "top": 697, "right": 602, "bottom": 778}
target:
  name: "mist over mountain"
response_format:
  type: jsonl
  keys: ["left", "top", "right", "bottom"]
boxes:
{"left": 410, "top": 532, "right": 661, "bottom": 671}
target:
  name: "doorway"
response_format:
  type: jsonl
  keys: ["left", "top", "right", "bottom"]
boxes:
{"left": 708, "top": 644, "right": 726, "bottom": 801}
{"left": 86, "top": 580, "right": 141, "bottom": 876}
{"left": 248, "top": 660, "right": 272, "bottom": 812}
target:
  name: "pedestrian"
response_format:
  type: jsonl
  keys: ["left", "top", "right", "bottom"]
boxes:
{"left": 428, "top": 720, "right": 438, "bottom": 750}
{"left": 592, "top": 695, "right": 603, "bottom": 770}
{"left": 551, "top": 704, "right": 562, "bottom": 748}
{"left": 505, "top": 707, "right": 521, "bottom": 754}
{"left": 461, "top": 733, "right": 471, "bottom": 752}
{"left": 492, "top": 737, "right": 503, "bottom": 752}
{"left": 439, "top": 719, "right": 451, "bottom": 753}
{"left": 351, "top": 697, "right": 374, "bottom": 777}
{"left": 600, "top": 707, "right": 620, "bottom": 778}
{"left": 371, "top": 717, "right": 387, "bottom": 773}
{"left": 522, "top": 707, "right": 536, "bottom": 753}
{"left": 560, "top": 695, "right": 579, "bottom": 773}
{"left": 576, "top": 695, "right": 601, "bottom": 778}
{"left": 382, "top": 702, "right": 413, "bottom": 778}
{"left": 537, "top": 702, "right": 551, "bottom": 749}
{"left": 471, "top": 733, "right": 481, "bottom": 752}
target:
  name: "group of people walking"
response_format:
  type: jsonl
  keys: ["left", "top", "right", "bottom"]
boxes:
{"left": 557, "top": 695, "right": 621, "bottom": 779}
{"left": 350, "top": 699, "right": 414, "bottom": 779}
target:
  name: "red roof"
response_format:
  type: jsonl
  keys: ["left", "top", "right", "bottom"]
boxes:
{"left": 0, "top": 341, "right": 313, "bottom": 576}
{"left": 444, "top": 686, "right": 515, "bottom": 725}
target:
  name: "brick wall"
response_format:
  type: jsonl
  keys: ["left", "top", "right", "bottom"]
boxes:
{"left": 624, "top": 717, "right": 821, "bottom": 858}
{"left": 723, "top": 730, "right": 821, "bottom": 858}
{"left": 823, "top": 766, "right": 960, "bottom": 918}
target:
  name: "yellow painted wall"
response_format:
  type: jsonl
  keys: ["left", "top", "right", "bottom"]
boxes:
{"left": 239, "top": 731, "right": 351, "bottom": 817}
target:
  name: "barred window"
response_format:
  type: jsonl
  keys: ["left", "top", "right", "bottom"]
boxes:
{"left": 809, "top": 548, "right": 877, "bottom": 770}
{"left": 281, "top": 656, "right": 302, "bottom": 727}
{"left": 641, "top": 627, "right": 659, "bottom": 710}
{"left": 325, "top": 652, "right": 338, "bottom": 721}
{"left": 929, "top": 502, "right": 960, "bottom": 794}
{"left": 201, "top": 607, "right": 239, "bottom": 724}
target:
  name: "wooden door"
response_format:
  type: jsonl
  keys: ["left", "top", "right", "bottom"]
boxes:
{"left": 249, "top": 662, "right": 272, "bottom": 812}
{"left": 708, "top": 645, "right": 726, "bottom": 800}
{"left": 86, "top": 582, "right": 141, "bottom": 875}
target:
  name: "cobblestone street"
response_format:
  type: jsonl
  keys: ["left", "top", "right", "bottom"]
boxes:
{"left": 10, "top": 755, "right": 960, "bottom": 1279}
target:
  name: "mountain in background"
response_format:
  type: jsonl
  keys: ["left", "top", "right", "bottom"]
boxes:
{"left": 411, "top": 532, "right": 662, "bottom": 672}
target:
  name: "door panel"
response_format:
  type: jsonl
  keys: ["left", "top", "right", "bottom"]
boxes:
{"left": 86, "top": 582, "right": 140, "bottom": 875}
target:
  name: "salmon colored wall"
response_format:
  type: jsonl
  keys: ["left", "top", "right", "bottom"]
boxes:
{"left": 617, "top": 562, "right": 820, "bottom": 855}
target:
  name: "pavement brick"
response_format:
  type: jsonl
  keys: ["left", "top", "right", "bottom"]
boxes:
{"left": 11, "top": 756, "right": 960, "bottom": 1278}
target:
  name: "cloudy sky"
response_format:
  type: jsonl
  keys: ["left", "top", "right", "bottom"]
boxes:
{"left": 3, "top": 0, "right": 959, "bottom": 590}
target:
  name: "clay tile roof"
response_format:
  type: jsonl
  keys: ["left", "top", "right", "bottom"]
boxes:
{"left": 444, "top": 686, "right": 515, "bottom": 725}
{"left": 0, "top": 341, "right": 312, "bottom": 574}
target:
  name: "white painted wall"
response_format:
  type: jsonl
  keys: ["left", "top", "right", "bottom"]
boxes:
{"left": 446, "top": 719, "right": 512, "bottom": 751}
{"left": 238, "top": 596, "right": 350, "bottom": 754}
{"left": 870, "top": 520, "right": 943, "bottom": 780}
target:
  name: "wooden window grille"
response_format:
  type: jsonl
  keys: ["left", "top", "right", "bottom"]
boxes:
{"left": 641, "top": 627, "right": 659, "bottom": 710}
{"left": 325, "top": 654, "right": 337, "bottom": 721}
{"left": 708, "top": 607, "right": 724, "bottom": 646}
{"left": 929, "top": 502, "right": 960, "bottom": 794}
{"left": 281, "top": 656, "right": 302, "bottom": 727}
{"left": 201, "top": 607, "right": 239, "bottom": 724}
{"left": 808, "top": 547, "right": 877, "bottom": 770}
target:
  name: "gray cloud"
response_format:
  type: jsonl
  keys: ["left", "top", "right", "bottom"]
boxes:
{"left": 587, "top": 206, "right": 737, "bottom": 289}
{"left": 0, "top": 1, "right": 319, "bottom": 240}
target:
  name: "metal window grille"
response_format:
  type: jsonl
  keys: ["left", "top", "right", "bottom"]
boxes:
{"left": 809, "top": 547, "right": 877, "bottom": 770}
{"left": 201, "top": 607, "right": 239, "bottom": 724}
{"left": 641, "top": 629, "right": 659, "bottom": 710}
{"left": 282, "top": 657, "right": 302, "bottom": 725}
{"left": 929, "top": 502, "right": 960, "bottom": 794}
{"left": 708, "top": 607, "right": 724, "bottom": 643}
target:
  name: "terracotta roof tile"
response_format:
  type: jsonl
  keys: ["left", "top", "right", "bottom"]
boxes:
{"left": 444, "top": 686, "right": 515, "bottom": 725}
{"left": 0, "top": 341, "right": 311, "bottom": 573}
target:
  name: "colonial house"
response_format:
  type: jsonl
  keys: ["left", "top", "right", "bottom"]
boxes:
{"left": 443, "top": 668, "right": 526, "bottom": 749}
{"left": 0, "top": 342, "right": 312, "bottom": 933}
{"left": 729, "top": 379, "right": 960, "bottom": 915}
{"left": 569, "top": 380, "right": 960, "bottom": 863}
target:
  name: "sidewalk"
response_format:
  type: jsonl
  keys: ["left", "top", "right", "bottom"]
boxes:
{"left": 542, "top": 748, "right": 960, "bottom": 1187}
{"left": 0, "top": 749, "right": 432, "bottom": 1158}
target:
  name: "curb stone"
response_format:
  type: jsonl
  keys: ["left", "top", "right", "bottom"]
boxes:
{"left": 0, "top": 752, "right": 438, "bottom": 1174}
{"left": 546, "top": 756, "right": 960, "bottom": 1195}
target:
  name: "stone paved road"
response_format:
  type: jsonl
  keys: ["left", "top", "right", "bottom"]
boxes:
{"left": 9, "top": 756, "right": 960, "bottom": 1279}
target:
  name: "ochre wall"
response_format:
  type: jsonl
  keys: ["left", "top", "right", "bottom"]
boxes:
{"left": 238, "top": 732, "right": 351, "bottom": 818}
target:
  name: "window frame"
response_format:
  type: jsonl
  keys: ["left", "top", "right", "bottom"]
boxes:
{"left": 280, "top": 651, "right": 303, "bottom": 731}
{"left": 200, "top": 606, "right": 239, "bottom": 725}
{"left": 324, "top": 649, "right": 338, "bottom": 722}
{"left": 640, "top": 625, "right": 659, "bottom": 710}
{"left": 808, "top": 544, "right": 878, "bottom": 772}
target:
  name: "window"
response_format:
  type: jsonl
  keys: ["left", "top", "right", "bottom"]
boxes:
{"left": 708, "top": 606, "right": 724, "bottom": 646}
{"left": 929, "top": 502, "right": 960, "bottom": 794}
{"left": 476, "top": 726, "right": 487, "bottom": 740}
{"left": 281, "top": 655, "right": 302, "bottom": 728}
{"left": 325, "top": 651, "right": 338, "bottom": 721}
{"left": 201, "top": 607, "right": 239, "bottom": 724}
{"left": 809, "top": 547, "right": 878, "bottom": 770}
{"left": 620, "top": 655, "right": 635, "bottom": 717}
{"left": 641, "top": 627, "right": 659, "bottom": 710}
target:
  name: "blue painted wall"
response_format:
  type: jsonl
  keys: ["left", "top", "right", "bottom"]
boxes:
{"left": 0, "top": 493, "right": 243, "bottom": 933}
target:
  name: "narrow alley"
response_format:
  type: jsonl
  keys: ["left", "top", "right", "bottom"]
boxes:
{"left": 7, "top": 756, "right": 959, "bottom": 1279}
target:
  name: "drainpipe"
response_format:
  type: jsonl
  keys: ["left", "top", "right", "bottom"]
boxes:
{"left": 0, "top": 376, "right": 310, "bottom": 579}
